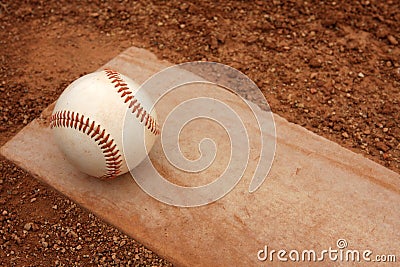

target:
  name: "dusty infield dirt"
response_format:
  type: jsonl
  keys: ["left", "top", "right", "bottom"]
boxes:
{"left": 0, "top": 0, "right": 399, "bottom": 266}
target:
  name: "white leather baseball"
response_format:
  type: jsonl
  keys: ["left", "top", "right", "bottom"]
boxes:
{"left": 50, "top": 69, "right": 160, "bottom": 180}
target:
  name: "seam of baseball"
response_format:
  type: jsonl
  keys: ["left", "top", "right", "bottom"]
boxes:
{"left": 50, "top": 110, "right": 123, "bottom": 180}
{"left": 104, "top": 69, "right": 161, "bottom": 136}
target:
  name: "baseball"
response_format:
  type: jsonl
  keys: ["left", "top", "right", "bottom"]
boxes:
{"left": 50, "top": 69, "right": 160, "bottom": 180}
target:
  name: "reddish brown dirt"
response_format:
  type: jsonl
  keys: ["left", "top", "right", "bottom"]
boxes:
{"left": 1, "top": 0, "right": 399, "bottom": 266}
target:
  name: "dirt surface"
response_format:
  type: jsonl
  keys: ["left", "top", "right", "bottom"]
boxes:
{"left": 0, "top": 0, "right": 399, "bottom": 266}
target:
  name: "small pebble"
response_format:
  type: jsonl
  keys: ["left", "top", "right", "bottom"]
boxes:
{"left": 309, "top": 58, "right": 322, "bottom": 68}
{"left": 358, "top": 72, "right": 365, "bottom": 78}
{"left": 375, "top": 142, "right": 390, "bottom": 152}
{"left": 387, "top": 35, "right": 398, "bottom": 45}
{"left": 24, "top": 222, "right": 33, "bottom": 231}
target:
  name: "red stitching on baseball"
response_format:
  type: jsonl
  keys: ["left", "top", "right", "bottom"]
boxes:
{"left": 104, "top": 69, "right": 161, "bottom": 135}
{"left": 50, "top": 111, "right": 122, "bottom": 180}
